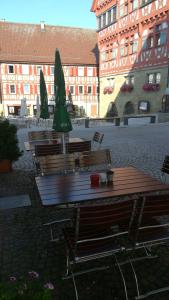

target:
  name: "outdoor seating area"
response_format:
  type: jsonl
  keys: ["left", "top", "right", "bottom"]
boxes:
{"left": 2, "top": 122, "right": 169, "bottom": 299}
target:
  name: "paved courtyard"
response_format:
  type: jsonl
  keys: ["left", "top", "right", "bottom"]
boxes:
{"left": 1, "top": 121, "right": 169, "bottom": 299}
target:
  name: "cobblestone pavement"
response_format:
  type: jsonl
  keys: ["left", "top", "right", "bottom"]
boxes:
{"left": 1, "top": 122, "right": 169, "bottom": 299}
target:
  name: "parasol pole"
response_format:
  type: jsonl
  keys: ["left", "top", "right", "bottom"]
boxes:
{"left": 62, "top": 132, "right": 66, "bottom": 154}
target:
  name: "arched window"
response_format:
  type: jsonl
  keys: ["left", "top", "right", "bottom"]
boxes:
{"left": 124, "top": 101, "right": 134, "bottom": 115}
{"left": 106, "top": 102, "right": 118, "bottom": 117}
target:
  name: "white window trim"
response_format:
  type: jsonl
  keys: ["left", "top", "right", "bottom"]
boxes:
{"left": 8, "top": 64, "right": 15, "bottom": 74}
{"left": 69, "top": 85, "right": 75, "bottom": 95}
{"left": 78, "top": 85, "right": 84, "bottom": 94}
{"left": 9, "top": 84, "right": 16, "bottom": 94}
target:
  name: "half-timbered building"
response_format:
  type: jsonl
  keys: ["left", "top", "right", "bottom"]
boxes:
{"left": 0, "top": 21, "right": 99, "bottom": 117}
{"left": 91, "top": 0, "right": 169, "bottom": 117}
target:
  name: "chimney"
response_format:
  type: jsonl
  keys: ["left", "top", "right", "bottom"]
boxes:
{"left": 40, "top": 21, "right": 45, "bottom": 32}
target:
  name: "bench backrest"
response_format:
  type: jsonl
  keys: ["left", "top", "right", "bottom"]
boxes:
{"left": 28, "top": 130, "right": 69, "bottom": 141}
{"left": 35, "top": 140, "right": 91, "bottom": 156}
{"left": 79, "top": 149, "right": 112, "bottom": 169}
{"left": 38, "top": 153, "right": 76, "bottom": 175}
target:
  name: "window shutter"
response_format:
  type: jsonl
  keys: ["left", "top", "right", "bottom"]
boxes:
{"left": 93, "top": 85, "right": 96, "bottom": 95}
{"left": 48, "top": 66, "right": 50, "bottom": 76}
{"left": 34, "top": 66, "right": 37, "bottom": 75}
{"left": 34, "top": 84, "right": 37, "bottom": 94}
{"left": 20, "top": 83, "right": 24, "bottom": 94}
{"left": 14, "top": 65, "right": 17, "bottom": 74}
{"left": 84, "top": 85, "right": 87, "bottom": 94}
{"left": 75, "top": 85, "right": 78, "bottom": 95}
{"left": 19, "top": 65, "right": 22, "bottom": 75}
{"left": 30, "top": 84, "right": 33, "bottom": 94}
{"left": 84, "top": 67, "right": 87, "bottom": 76}
{"left": 16, "top": 84, "right": 19, "bottom": 94}
{"left": 48, "top": 85, "right": 51, "bottom": 94}
{"left": 29, "top": 66, "right": 32, "bottom": 75}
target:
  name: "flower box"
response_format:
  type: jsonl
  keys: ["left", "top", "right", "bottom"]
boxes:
{"left": 120, "top": 84, "right": 133, "bottom": 92}
{"left": 142, "top": 83, "right": 160, "bottom": 92}
{"left": 103, "top": 87, "right": 114, "bottom": 94}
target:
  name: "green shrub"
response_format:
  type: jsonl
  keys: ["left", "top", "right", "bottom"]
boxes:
{"left": 0, "top": 119, "right": 23, "bottom": 162}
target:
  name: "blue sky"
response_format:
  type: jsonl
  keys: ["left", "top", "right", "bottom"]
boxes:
{"left": 0, "top": 0, "right": 96, "bottom": 29}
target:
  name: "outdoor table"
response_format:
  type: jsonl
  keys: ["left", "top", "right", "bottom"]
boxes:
{"left": 35, "top": 166, "right": 169, "bottom": 207}
{"left": 24, "top": 137, "right": 85, "bottom": 151}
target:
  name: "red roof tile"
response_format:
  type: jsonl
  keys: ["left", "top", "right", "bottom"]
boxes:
{"left": 0, "top": 21, "right": 99, "bottom": 65}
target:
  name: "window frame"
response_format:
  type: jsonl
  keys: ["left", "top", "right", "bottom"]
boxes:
{"left": 8, "top": 65, "right": 14, "bottom": 74}
{"left": 23, "top": 84, "right": 30, "bottom": 95}
{"left": 9, "top": 84, "right": 16, "bottom": 94}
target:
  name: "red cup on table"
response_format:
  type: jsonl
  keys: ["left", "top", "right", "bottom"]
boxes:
{"left": 90, "top": 173, "right": 100, "bottom": 187}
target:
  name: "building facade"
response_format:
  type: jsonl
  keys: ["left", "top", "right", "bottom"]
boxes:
{"left": 0, "top": 22, "right": 99, "bottom": 117}
{"left": 91, "top": 0, "right": 169, "bottom": 117}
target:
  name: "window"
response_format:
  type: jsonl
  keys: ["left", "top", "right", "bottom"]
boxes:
{"left": 9, "top": 84, "right": 15, "bottom": 94}
{"left": 102, "top": 13, "right": 106, "bottom": 27}
{"left": 78, "top": 67, "right": 84, "bottom": 77}
{"left": 147, "top": 73, "right": 161, "bottom": 84}
{"left": 112, "top": 48, "right": 117, "bottom": 60}
{"left": 22, "top": 65, "right": 29, "bottom": 75}
{"left": 120, "top": 46, "right": 128, "bottom": 57}
{"left": 37, "top": 66, "right": 42, "bottom": 75}
{"left": 101, "top": 52, "right": 107, "bottom": 62}
{"left": 69, "top": 85, "right": 74, "bottom": 94}
{"left": 87, "top": 67, "right": 93, "bottom": 77}
{"left": 78, "top": 86, "right": 83, "bottom": 94}
{"left": 132, "top": 0, "right": 138, "bottom": 10}
{"left": 107, "top": 78, "right": 115, "bottom": 87}
{"left": 142, "top": 37, "right": 147, "bottom": 49}
{"left": 147, "top": 35, "right": 154, "bottom": 48}
{"left": 156, "top": 32, "right": 167, "bottom": 46}
{"left": 87, "top": 86, "right": 92, "bottom": 94}
{"left": 119, "top": 4, "right": 128, "bottom": 18}
{"left": 8, "top": 65, "right": 14, "bottom": 74}
{"left": 97, "top": 5, "right": 117, "bottom": 30}
{"left": 125, "top": 75, "right": 134, "bottom": 85}
{"left": 24, "top": 84, "right": 30, "bottom": 94}
{"left": 51, "top": 66, "right": 54, "bottom": 75}
{"left": 155, "top": 23, "right": 167, "bottom": 47}
{"left": 131, "top": 40, "right": 138, "bottom": 53}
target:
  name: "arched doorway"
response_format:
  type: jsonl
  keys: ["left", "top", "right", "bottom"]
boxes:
{"left": 106, "top": 102, "right": 118, "bottom": 117}
{"left": 123, "top": 101, "right": 134, "bottom": 115}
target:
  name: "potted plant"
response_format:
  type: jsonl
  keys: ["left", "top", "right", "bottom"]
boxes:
{"left": 0, "top": 119, "right": 23, "bottom": 173}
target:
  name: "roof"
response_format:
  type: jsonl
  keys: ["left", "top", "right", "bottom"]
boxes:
{"left": 0, "top": 21, "right": 99, "bottom": 65}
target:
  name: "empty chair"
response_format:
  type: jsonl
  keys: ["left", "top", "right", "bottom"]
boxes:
{"left": 45, "top": 200, "right": 137, "bottom": 299}
{"left": 131, "top": 193, "right": 169, "bottom": 249}
{"left": 92, "top": 131, "right": 104, "bottom": 149}
{"left": 35, "top": 144, "right": 62, "bottom": 156}
{"left": 128, "top": 193, "right": 169, "bottom": 299}
{"left": 161, "top": 155, "right": 169, "bottom": 182}
{"left": 38, "top": 153, "right": 76, "bottom": 175}
{"left": 66, "top": 140, "right": 91, "bottom": 153}
{"left": 79, "top": 149, "right": 112, "bottom": 171}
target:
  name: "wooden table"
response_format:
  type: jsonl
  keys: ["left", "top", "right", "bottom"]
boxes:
{"left": 35, "top": 166, "right": 169, "bottom": 207}
{"left": 24, "top": 137, "right": 85, "bottom": 151}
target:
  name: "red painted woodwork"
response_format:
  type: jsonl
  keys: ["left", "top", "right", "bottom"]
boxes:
{"left": 75, "top": 86, "right": 78, "bottom": 95}
{"left": 48, "top": 85, "right": 51, "bottom": 94}
{"left": 84, "top": 85, "right": 87, "bottom": 94}
{"left": 30, "top": 85, "right": 33, "bottom": 94}
{"left": 34, "top": 84, "right": 37, "bottom": 94}
{"left": 34, "top": 66, "right": 37, "bottom": 75}
{"left": 93, "top": 0, "right": 169, "bottom": 76}
{"left": 6, "top": 84, "right": 9, "bottom": 94}
{"left": 47, "top": 66, "right": 50, "bottom": 76}
{"left": 15, "top": 84, "right": 19, "bottom": 94}
{"left": 20, "top": 84, "right": 24, "bottom": 94}
{"left": 14, "top": 65, "right": 17, "bottom": 74}
{"left": 93, "top": 85, "right": 96, "bottom": 95}
{"left": 19, "top": 65, "right": 22, "bottom": 75}
{"left": 84, "top": 67, "right": 87, "bottom": 76}
{"left": 29, "top": 66, "right": 32, "bottom": 75}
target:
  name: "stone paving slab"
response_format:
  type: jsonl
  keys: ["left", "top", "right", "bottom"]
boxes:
{"left": 0, "top": 194, "right": 31, "bottom": 210}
